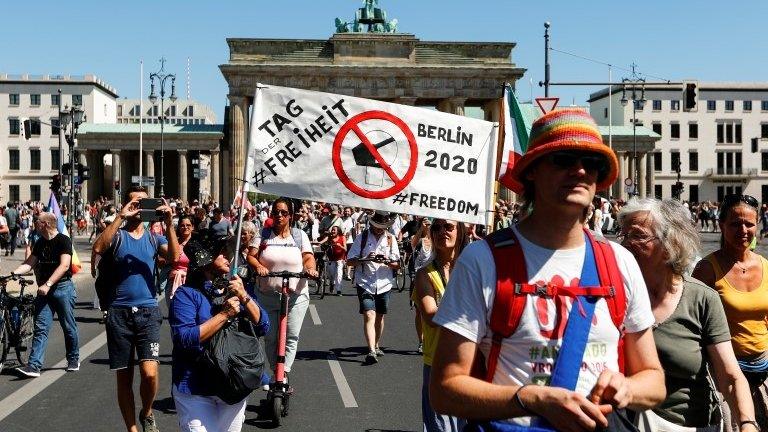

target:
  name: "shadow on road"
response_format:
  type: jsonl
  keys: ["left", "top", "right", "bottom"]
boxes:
{"left": 152, "top": 396, "right": 176, "bottom": 415}
{"left": 244, "top": 398, "right": 279, "bottom": 429}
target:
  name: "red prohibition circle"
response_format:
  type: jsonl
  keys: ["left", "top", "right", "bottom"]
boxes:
{"left": 332, "top": 110, "right": 418, "bottom": 199}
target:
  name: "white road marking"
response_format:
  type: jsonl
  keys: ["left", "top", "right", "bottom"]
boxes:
{"left": 308, "top": 304, "right": 322, "bottom": 325}
{"left": 0, "top": 331, "right": 107, "bottom": 422}
{"left": 327, "top": 352, "right": 358, "bottom": 408}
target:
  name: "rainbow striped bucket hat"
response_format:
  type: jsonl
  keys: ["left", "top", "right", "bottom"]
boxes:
{"left": 508, "top": 108, "right": 618, "bottom": 193}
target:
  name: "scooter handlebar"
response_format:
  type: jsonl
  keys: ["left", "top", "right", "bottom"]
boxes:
{"left": 262, "top": 271, "right": 318, "bottom": 281}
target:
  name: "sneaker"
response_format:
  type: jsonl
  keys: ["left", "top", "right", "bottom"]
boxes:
{"left": 16, "top": 365, "right": 41, "bottom": 378}
{"left": 365, "top": 352, "right": 378, "bottom": 364}
{"left": 336, "top": 291, "right": 342, "bottom": 297}
{"left": 139, "top": 412, "right": 159, "bottom": 432}
{"left": 375, "top": 347, "right": 384, "bottom": 357}
{"left": 66, "top": 361, "right": 80, "bottom": 372}
{"left": 417, "top": 343, "right": 423, "bottom": 354}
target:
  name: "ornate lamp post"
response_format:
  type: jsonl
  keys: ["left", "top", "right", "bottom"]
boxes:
{"left": 60, "top": 104, "right": 86, "bottom": 233}
{"left": 148, "top": 58, "right": 176, "bottom": 197}
{"left": 620, "top": 67, "right": 646, "bottom": 197}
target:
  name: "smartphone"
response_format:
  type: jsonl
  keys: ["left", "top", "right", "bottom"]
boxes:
{"left": 138, "top": 198, "right": 164, "bottom": 222}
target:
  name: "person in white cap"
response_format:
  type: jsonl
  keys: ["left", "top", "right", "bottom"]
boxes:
{"left": 347, "top": 211, "right": 401, "bottom": 364}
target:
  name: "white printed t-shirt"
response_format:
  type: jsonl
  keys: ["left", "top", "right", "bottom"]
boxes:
{"left": 433, "top": 226, "right": 654, "bottom": 426}
{"left": 256, "top": 229, "right": 313, "bottom": 294}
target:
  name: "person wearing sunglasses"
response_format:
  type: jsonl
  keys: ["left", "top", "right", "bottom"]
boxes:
{"left": 619, "top": 198, "right": 756, "bottom": 432}
{"left": 693, "top": 194, "right": 768, "bottom": 429}
{"left": 252, "top": 197, "right": 318, "bottom": 386}
{"left": 430, "top": 108, "right": 665, "bottom": 431}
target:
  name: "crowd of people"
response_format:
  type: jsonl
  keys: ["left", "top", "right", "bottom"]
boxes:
{"left": 5, "top": 109, "right": 768, "bottom": 432}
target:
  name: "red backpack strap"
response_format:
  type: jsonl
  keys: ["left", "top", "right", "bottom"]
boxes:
{"left": 481, "top": 228, "right": 528, "bottom": 382}
{"left": 585, "top": 229, "right": 627, "bottom": 372}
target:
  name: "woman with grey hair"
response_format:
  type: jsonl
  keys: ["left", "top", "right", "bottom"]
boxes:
{"left": 618, "top": 198, "right": 756, "bottom": 432}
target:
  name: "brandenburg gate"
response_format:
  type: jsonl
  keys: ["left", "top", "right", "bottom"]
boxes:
{"left": 218, "top": 1, "right": 525, "bottom": 204}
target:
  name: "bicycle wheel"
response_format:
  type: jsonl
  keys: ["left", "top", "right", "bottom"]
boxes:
{"left": 15, "top": 305, "right": 34, "bottom": 366}
{"left": 319, "top": 270, "right": 327, "bottom": 300}
{"left": 0, "top": 311, "right": 9, "bottom": 374}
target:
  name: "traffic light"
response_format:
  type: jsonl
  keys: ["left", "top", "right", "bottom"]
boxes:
{"left": 50, "top": 174, "right": 61, "bottom": 192}
{"left": 683, "top": 82, "right": 698, "bottom": 112}
{"left": 62, "top": 162, "right": 72, "bottom": 176}
{"left": 20, "top": 118, "right": 30, "bottom": 140}
{"left": 672, "top": 181, "right": 684, "bottom": 199}
{"left": 753, "top": 137, "right": 759, "bottom": 153}
{"left": 77, "top": 164, "right": 90, "bottom": 182}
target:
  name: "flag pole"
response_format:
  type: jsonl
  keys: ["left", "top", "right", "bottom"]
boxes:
{"left": 139, "top": 60, "right": 144, "bottom": 187}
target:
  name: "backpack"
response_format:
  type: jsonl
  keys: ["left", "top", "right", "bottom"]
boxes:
{"left": 356, "top": 228, "right": 393, "bottom": 258}
{"left": 473, "top": 227, "right": 627, "bottom": 383}
{"left": 95, "top": 230, "right": 159, "bottom": 311}
{"left": 197, "top": 292, "right": 267, "bottom": 405}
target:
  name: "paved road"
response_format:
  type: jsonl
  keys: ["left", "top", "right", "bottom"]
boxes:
{"left": 0, "top": 231, "right": 764, "bottom": 432}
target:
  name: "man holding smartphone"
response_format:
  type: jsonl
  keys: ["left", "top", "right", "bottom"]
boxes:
{"left": 93, "top": 185, "right": 180, "bottom": 432}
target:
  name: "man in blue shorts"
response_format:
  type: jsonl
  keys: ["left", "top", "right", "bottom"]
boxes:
{"left": 93, "top": 186, "right": 180, "bottom": 432}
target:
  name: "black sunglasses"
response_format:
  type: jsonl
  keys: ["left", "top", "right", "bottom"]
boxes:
{"left": 433, "top": 223, "right": 456, "bottom": 232}
{"left": 271, "top": 209, "right": 291, "bottom": 217}
{"left": 722, "top": 194, "right": 759, "bottom": 209}
{"left": 547, "top": 151, "right": 608, "bottom": 179}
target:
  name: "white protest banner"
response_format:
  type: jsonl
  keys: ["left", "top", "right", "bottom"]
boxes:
{"left": 245, "top": 84, "right": 498, "bottom": 225}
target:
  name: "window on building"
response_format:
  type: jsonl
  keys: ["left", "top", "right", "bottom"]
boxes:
{"left": 725, "top": 100, "right": 734, "bottom": 111}
{"left": 708, "top": 100, "right": 717, "bottom": 111}
{"left": 51, "top": 94, "right": 60, "bottom": 106}
{"left": 671, "top": 123, "right": 680, "bottom": 139}
{"left": 717, "top": 151, "right": 743, "bottom": 175}
{"left": 117, "top": 105, "right": 123, "bottom": 117}
{"left": 689, "top": 152, "right": 698, "bottom": 172}
{"left": 763, "top": 100, "right": 768, "bottom": 111}
{"left": 671, "top": 151, "right": 681, "bottom": 172}
{"left": 51, "top": 118, "right": 60, "bottom": 135}
{"left": 744, "top": 100, "right": 753, "bottom": 111}
{"left": 30, "top": 94, "right": 41, "bottom": 106}
{"left": 29, "top": 118, "right": 41, "bottom": 136}
{"left": 718, "top": 123, "right": 738, "bottom": 144}
{"left": 762, "top": 152, "right": 768, "bottom": 172}
{"left": 652, "top": 100, "right": 661, "bottom": 111}
{"left": 763, "top": 185, "right": 768, "bottom": 206}
{"left": 9, "top": 149, "right": 19, "bottom": 170}
{"left": 152, "top": 106, "right": 159, "bottom": 117}
{"left": 689, "top": 123, "right": 698, "bottom": 139}
{"left": 652, "top": 123, "right": 662, "bottom": 136}
{"left": 690, "top": 185, "right": 699, "bottom": 203}
{"left": 653, "top": 152, "right": 662, "bottom": 171}
{"left": 654, "top": 184, "right": 663, "bottom": 199}
{"left": 9, "top": 94, "right": 20, "bottom": 105}
{"left": 726, "top": 124, "right": 733, "bottom": 143}
{"left": 72, "top": 95, "right": 83, "bottom": 106}
{"left": 9, "top": 118, "right": 20, "bottom": 135}
{"left": 736, "top": 123, "right": 742, "bottom": 143}
{"left": 30, "top": 149, "right": 40, "bottom": 170}
{"left": 30, "top": 185, "right": 40, "bottom": 202}
{"left": 169, "top": 105, "right": 176, "bottom": 117}
{"left": 9, "top": 185, "right": 19, "bottom": 202}
{"left": 51, "top": 149, "right": 60, "bottom": 170}
{"left": 187, "top": 105, "right": 194, "bottom": 117}
{"left": 670, "top": 100, "right": 680, "bottom": 111}
{"left": 603, "top": 107, "right": 608, "bottom": 118}
{"left": 762, "top": 123, "right": 768, "bottom": 139}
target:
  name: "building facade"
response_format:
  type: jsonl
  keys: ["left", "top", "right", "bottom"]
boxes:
{"left": 116, "top": 98, "right": 216, "bottom": 125}
{"left": 590, "top": 83, "right": 768, "bottom": 203}
{"left": 0, "top": 73, "right": 118, "bottom": 203}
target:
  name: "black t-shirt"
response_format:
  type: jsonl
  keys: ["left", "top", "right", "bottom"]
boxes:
{"left": 31, "top": 233, "right": 72, "bottom": 285}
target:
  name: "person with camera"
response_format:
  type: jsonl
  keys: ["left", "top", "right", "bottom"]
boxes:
{"left": 169, "top": 235, "right": 268, "bottom": 432}
{"left": 347, "top": 211, "right": 401, "bottom": 365}
{"left": 92, "top": 185, "right": 180, "bottom": 432}
{"left": 13, "top": 212, "right": 79, "bottom": 378}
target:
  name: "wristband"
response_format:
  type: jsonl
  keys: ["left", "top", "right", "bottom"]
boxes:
{"left": 513, "top": 384, "right": 537, "bottom": 416}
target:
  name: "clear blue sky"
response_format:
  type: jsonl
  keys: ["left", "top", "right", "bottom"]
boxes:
{"left": 4, "top": 0, "right": 766, "bottom": 121}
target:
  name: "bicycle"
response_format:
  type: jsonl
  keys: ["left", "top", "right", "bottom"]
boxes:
{"left": 0, "top": 274, "right": 36, "bottom": 373}
{"left": 261, "top": 270, "right": 316, "bottom": 427}
{"left": 311, "top": 243, "right": 330, "bottom": 300}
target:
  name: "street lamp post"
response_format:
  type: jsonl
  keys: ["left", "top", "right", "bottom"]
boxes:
{"left": 620, "top": 66, "right": 646, "bottom": 197}
{"left": 148, "top": 58, "right": 177, "bottom": 198}
{"left": 60, "top": 105, "right": 86, "bottom": 234}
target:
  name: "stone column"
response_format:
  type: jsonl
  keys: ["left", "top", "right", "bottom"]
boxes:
{"left": 227, "top": 95, "right": 248, "bottom": 205}
{"left": 437, "top": 97, "right": 466, "bottom": 116}
{"left": 395, "top": 97, "right": 417, "bottom": 106}
{"left": 646, "top": 153, "right": 654, "bottom": 198}
{"left": 637, "top": 153, "right": 646, "bottom": 198}
{"left": 483, "top": 99, "right": 501, "bottom": 122}
{"left": 210, "top": 150, "right": 220, "bottom": 204}
{"left": 145, "top": 151, "right": 155, "bottom": 197}
{"left": 620, "top": 153, "right": 630, "bottom": 201}
{"left": 111, "top": 150, "right": 121, "bottom": 203}
{"left": 178, "top": 150, "right": 188, "bottom": 204}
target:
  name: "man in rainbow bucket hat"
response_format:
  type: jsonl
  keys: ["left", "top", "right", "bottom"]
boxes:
{"left": 429, "top": 109, "right": 665, "bottom": 431}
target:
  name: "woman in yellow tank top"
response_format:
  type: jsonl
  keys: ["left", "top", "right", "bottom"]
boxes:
{"left": 411, "top": 218, "right": 468, "bottom": 432}
{"left": 693, "top": 193, "right": 768, "bottom": 429}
